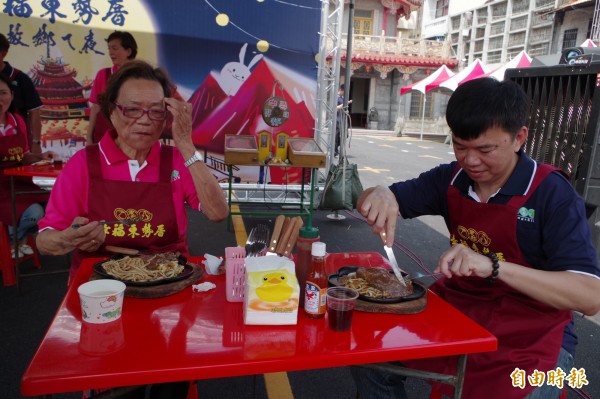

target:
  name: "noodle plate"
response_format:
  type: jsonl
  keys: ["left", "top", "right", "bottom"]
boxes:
{"left": 102, "top": 255, "right": 184, "bottom": 282}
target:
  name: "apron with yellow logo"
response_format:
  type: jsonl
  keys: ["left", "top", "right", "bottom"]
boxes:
{"left": 406, "top": 164, "right": 571, "bottom": 398}
{"left": 71, "top": 145, "right": 187, "bottom": 276}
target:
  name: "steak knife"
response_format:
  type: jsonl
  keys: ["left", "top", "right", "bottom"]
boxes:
{"left": 383, "top": 245, "right": 407, "bottom": 287}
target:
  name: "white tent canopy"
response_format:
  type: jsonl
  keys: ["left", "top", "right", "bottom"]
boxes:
{"left": 429, "top": 59, "right": 490, "bottom": 92}
{"left": 400, "top": 65, "right": 454, "bottom": 95}
{"left": 580, "top": 39, "right": 597, "bottom": 47}
{"left": 400, "top": 65, "right": 456, "bottom": 140}
{"left": 487, "top": 50, "right": 532, "bottom": 81}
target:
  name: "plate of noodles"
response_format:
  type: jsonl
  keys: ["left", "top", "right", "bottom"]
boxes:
{"left": 328, "top": 266, "right": 426, "bottom": 304}
{"left": 93, "top": 252, "right": 194, "bottom": 287}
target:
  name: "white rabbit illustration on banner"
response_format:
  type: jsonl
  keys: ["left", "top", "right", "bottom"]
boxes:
{"left": 217, "top": 43, "right": 263, "bottom": 96}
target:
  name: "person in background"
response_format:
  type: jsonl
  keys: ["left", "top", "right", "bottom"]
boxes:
{"left": 86, "top": 31, "right": 137, "bottom": 145}
{"left": 335, "top": 84, "right": 344, "bottom": 157}
{"left": 335, "top": 84, "right": 352, "bottom": 157}
{"left": 353, "top": 77, "right": 600, "bottom": 399}
{"left": 0, "top": 33, "right": 43, "bottom": 154}
{"left": 0, "top": 74, "right": 57, "bottom": 258}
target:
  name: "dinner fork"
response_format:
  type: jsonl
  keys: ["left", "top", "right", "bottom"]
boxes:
{"left": 251, "top": 224, "right": 270, "bottom": 256}
{"left": 245, "top": 224, "right": 270, "bottom": 256}
{"left": 244, "top": 227, "right": 257, "bottom": 256}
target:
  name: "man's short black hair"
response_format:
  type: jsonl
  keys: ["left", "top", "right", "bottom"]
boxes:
{"left": 446, "top": 77, "right": 528, "bottom": 140}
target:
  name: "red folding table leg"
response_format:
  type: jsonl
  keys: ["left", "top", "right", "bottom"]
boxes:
{"left": 187, "top": 381, "right": 198, "bottom": 399}
{"left": 0, "top": 222, "right": 17, "bottom": 286}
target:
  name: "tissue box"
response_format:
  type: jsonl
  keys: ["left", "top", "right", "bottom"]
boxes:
{"left": 244, "top": 256, "right": 299, "bottom": 325}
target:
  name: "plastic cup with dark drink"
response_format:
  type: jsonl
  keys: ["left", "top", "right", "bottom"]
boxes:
{"left": 326, "top": 286, "right": 359, "bottom": 332}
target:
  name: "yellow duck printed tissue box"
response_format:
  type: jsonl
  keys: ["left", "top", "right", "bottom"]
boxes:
{"left": 244, "top": 255, "right": 299, "bottom": 325}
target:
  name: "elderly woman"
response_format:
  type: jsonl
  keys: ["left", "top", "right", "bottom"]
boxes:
{"left": 0, "top": 74, "right": 57, "bottom": 257}
{"left": 37, "top": 60, "right": 229, "bottom": 279}
{"left": 86, "top": 31, "right": 138, "bottom": 145}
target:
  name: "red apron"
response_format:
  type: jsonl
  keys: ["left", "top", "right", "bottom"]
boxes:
{"left": 71, "top": 145, "right": 188, "bottom": 276}
{"left": 405, "top": 164, "right": 571, "bottom": 399}
{"left": 0, "top": 113, "right": 49, "bottom": 225}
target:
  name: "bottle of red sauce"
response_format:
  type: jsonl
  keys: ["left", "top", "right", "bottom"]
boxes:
{"left": 304, "top": 242, "right": 327, "bottom": 319}
{"left": 295, "top": 226, "right": 319, "bottom": 307}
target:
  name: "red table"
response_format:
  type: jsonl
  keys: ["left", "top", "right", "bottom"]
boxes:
{"left": 21, "top": 252, "right": 497, "bottom": 397}
{"left": 3, "top": 163, "right": 62, "bottom": 290}
{"left": 3, "top": 162, "right": 64, "bottom": 180}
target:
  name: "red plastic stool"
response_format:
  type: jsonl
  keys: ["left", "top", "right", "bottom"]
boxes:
{"left": 0, "top": 222, "right": 41, "bottom": 286}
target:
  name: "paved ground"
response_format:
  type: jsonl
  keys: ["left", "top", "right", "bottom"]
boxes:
{"left": 1, "top": 131, "right": 598, "bottom": 398}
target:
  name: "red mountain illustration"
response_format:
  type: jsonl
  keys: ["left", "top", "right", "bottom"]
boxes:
{"left": 189, "top": 59, "right": 315, "bottom": 154}
{"left": 189, "top": 72, "right": 228, "bottom": 130}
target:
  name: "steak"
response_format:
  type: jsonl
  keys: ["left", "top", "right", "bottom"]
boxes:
{"left": 356, "top": 267, "right": 413, "bottom": 297}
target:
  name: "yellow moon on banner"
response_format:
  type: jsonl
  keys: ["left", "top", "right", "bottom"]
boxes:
{"left": 216, "top": 13, "right": 229, "bottom": 26}
{"left": 257, "top": 40, "right": 269, "bottom": 52}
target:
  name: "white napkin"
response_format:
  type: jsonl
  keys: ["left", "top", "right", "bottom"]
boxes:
{"left": 192, "top": 282, "right": 216, "bottom": 292}
{"left": 202, "top": 253, "right": 222, "bottom": 275}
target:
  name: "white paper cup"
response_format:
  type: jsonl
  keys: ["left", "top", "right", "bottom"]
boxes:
{"left": 78, "top": 279, "right": 126, "bottom": 324}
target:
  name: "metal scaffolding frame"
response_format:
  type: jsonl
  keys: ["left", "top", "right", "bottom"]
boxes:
{"left": 592, "top": 0, "right": 600, "bottom": 42}
{"left": 315, "top": 0, "right": 345, "bottom": 180}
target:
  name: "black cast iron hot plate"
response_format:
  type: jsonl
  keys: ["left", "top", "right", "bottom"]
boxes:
{"left": 328, "top": 266, "right": 426, "bottom": 304}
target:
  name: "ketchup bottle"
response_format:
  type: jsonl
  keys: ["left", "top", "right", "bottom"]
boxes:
{"left": 304, "top": 242, "right": 327, "bottom": 319}
{"left": 295, "top": 226, "right": 319, "bottom": 307}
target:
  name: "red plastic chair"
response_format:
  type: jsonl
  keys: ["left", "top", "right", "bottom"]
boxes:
{"left": 0, "top": 222, "right": 41, "bottom": 286}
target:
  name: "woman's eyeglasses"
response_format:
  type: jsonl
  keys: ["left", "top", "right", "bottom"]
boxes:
{"left": 114, "top": 103, "right": 168, "bottom": 121}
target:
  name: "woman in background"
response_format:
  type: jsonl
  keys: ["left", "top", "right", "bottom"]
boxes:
{"left": 86, "top": 31, "right": 137, "bottom": 145}
{"left": 0, "top": 74, "right": 57, "bottom": 257}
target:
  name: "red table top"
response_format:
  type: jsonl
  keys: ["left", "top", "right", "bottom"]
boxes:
{"left": 3, "top": 163, "right": 64, "bottom": 178}
{"left": 21, "top": 252, "right": 497, "bottom": 396}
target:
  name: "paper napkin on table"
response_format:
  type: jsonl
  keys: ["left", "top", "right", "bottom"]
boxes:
{"left": 202, "top": 253, "right": 222, "bottom": 275}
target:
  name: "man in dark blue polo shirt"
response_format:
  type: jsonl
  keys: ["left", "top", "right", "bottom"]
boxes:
{"left": 0, "top": 33, "right": 43, "bottom": 154}
{"left": 353, "top": 78, "right": 600, "bottom": 399}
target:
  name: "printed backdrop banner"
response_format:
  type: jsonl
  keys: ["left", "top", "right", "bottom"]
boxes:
{"left": 1, "top": 0, "right": 321, "bottom": 184}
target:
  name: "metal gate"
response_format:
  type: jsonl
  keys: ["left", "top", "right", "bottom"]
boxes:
{"left": 505, "top": 65, "right": 600, "bottom": 221}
